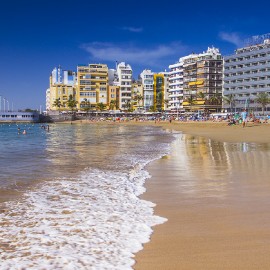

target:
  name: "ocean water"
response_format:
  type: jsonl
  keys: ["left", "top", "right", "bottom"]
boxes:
{"left": 0, "top": 123, "right": 174, "bottom": 270}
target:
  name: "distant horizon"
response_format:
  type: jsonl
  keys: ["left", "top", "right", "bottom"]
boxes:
{"left": 1, "top": 0, "right": 270, "bottom": 109}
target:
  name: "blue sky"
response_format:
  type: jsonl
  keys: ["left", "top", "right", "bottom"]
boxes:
{"left": 1, "top": 0, "right": 270, "bottom": 110}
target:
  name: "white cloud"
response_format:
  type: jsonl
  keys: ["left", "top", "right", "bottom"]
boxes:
{"left": 81, "top": 42, "right": 187, "bottom": 67}
{"left": 219, "top": 32, "right": 244, "bottom": 47}
{"left": 121, "top": 27, "right": 143, "bottom": 33}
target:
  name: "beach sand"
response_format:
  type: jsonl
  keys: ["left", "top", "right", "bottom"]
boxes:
{"left": 133, "top": 121, "right": 270, "bottom": 270}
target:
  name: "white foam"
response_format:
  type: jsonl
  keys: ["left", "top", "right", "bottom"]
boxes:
{"left": 0, "top": 165, "right": 168, "bottom": 269}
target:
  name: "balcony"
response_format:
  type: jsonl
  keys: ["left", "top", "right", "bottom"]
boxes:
{"left": 225, "top": 55, "right": 270, "bottom": 67}
{"left": 224, "top": 62, "right": 270, "bottom": 74}
{"left": 224, "top": 78, "right": 270, "bottom": 88}
{"left": 225, "top": 47, "right": 270, "bottom": 60}
{"left": 223, "top": 87, "right": 270, "bottom": 96}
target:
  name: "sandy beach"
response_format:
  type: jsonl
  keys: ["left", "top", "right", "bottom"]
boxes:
{"left": 131, "top": 121, "right": 270, "bottom": 270}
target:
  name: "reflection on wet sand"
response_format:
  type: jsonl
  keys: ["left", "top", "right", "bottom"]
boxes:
{"left": 175, "top": 134, "right": 270, "bottom": 199}
{"left": 135, "top": 133, "right": 270, "bottom": 270}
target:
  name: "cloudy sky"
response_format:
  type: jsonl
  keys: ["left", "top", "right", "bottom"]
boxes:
{"left": 1, "top": 0, "right": 270, "bottom": 109}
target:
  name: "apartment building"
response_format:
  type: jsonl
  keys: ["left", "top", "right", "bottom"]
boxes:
{"left": 169, "top": 47, "right": 222, "bottom": 113}
{"left": 182, "top": 47, "right": 223, "bottom": 112}
{"left": 168, "top": 60, "right": 184, "bottom": 111}
{"left": 108, "top": 85, "right": 120, "bottom": 110}
{"left": 223, "top": 36, "right": 270, "bottom": 113}
{"left": 139, "top": 70, "right": 170, "bottom": 111}
{"left": 49, "top": 66, "right": 77, "bottom": 111}
{"left": 162, "top": 71, "right": 170, "bottom": 111}
{"left": 157, "top": 71, "right": 170, "bottom": 111}
{"left": 153, "top": 74, "right": 165, "bottom": 111}
{"left": 140, "top": 69, "right": 154, "bottom": 110}
{"left": 116, "top": 62, "right": 132, "bottom": 110}
{"left": 131, "top": 82, "right": 143, "bottom": 111}
{"left": 77, "top": 64, "right": 109, "bottom": 110}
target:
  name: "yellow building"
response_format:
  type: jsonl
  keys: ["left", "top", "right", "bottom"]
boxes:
{"left": 49, "top": 67, "right": 77, "bottom": 111}
{"left": 77, "top": 64, "right": 109, "bottom": 110}
{"left": 153, "top": 74, "right": 165, "bottom": 111}
{"left": 49, "top": 85, "right": 76, "bottom": 111}
{"left": 108, "top": 85, "right": 120, "bottom": 110}
{"left": 131, "top": 82, "right": 143, "bottom": 111}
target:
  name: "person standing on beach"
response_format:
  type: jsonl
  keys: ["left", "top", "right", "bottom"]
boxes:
{"left": 241, "top": 109, "right": 247, "bottom": 128}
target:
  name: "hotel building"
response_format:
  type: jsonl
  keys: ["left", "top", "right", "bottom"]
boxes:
{"left": 223, "top": 35, "right": 270, "bottom": 113}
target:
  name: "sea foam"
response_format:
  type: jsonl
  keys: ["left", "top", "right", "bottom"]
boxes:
{"left": 0, "top": 164, "right": 167, "bottom": 269}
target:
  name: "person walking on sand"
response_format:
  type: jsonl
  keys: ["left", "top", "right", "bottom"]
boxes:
{"left": 241, "top": 109, "right": 247, "bottom": 128}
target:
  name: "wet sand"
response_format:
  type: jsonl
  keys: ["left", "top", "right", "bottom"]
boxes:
{"left": 133, "top": 121, "right": 270, "bottom": 270}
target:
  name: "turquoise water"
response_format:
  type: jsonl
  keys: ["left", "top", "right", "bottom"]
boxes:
{"left": 0, "top": 122, "right": 174, "bottom": 269}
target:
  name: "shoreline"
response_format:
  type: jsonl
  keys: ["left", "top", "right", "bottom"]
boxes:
{"left": 132, "top": 121, "right": 270, "bottom": 269}
{"left": 69, "top": 119, "right": 270, "bottom": 143}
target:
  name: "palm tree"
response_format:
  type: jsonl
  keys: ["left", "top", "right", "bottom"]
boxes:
{"left": 164, "top": 99, "right": 169, "bottom": 110}
{"left": 209, "top": 94, "right": 219, "bottom": 105}
{"left": 52, "top": 98, "right": 62, "bottom": 113}
{"left": 186, "top": 95, "right": 196, "bottom": 112}
{"left": 67, "top": 95, "right": 78, "bottom": 115}
{"left": 124, "top": 100, "right": 132, "bottom": 111}
{"left": 255, "top": 92, "right": 270, "bottom": 115}
{"left": 197, "top": 91, "right": 205, "bottom": 100}
{"left": 82, "top": 98, "right": 91, "bottom": 116}
{"left": 96, "top": 102, "right": 106, "bottom": 111}
{"left": 109, "top": 100, "right": 116, "bottom": 110}
{"left": 223, "top": 94, "right": 235, "bottom": 112}
{"left": 130, "top": 101, "right": 135, "bottom": 112}
{"left": 209, "top": 94, "right": 222, "bottom": 112}
{"left": 156, "top": 92, "right": 163, "bottom": 111}
{"left": 136, "top": 94, "right": 144, "bottom": 110}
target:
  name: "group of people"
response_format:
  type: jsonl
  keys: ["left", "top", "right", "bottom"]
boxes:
{"left": 17, "top": 124, "right": 50, "bottom": 135}
{"left": 228, "top": 109, "right": 264, "bottom": 127}
{"left": 40, "top": 125, "right": 50, "bottom": 131}
{"left": 17, "top": 127, "right": 27, "bottom": 135}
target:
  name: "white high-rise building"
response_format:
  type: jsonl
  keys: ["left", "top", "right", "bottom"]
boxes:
{"left": 140, "top": 69, "right": 154, "bottom": 110}
{"left": 51, "top": 66, "right": 76, "bottom": 86}
{"left": 117, "top": 62, "right": 132, "bottom": 109}
{"left": 168, "top": 60, "right": 184, "bottom": 111}
{"left": 108, "top": 69, "right": 119, "bottom": 86}
{"left": 51, "top": 66, "right": 62, "bottom": 84}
